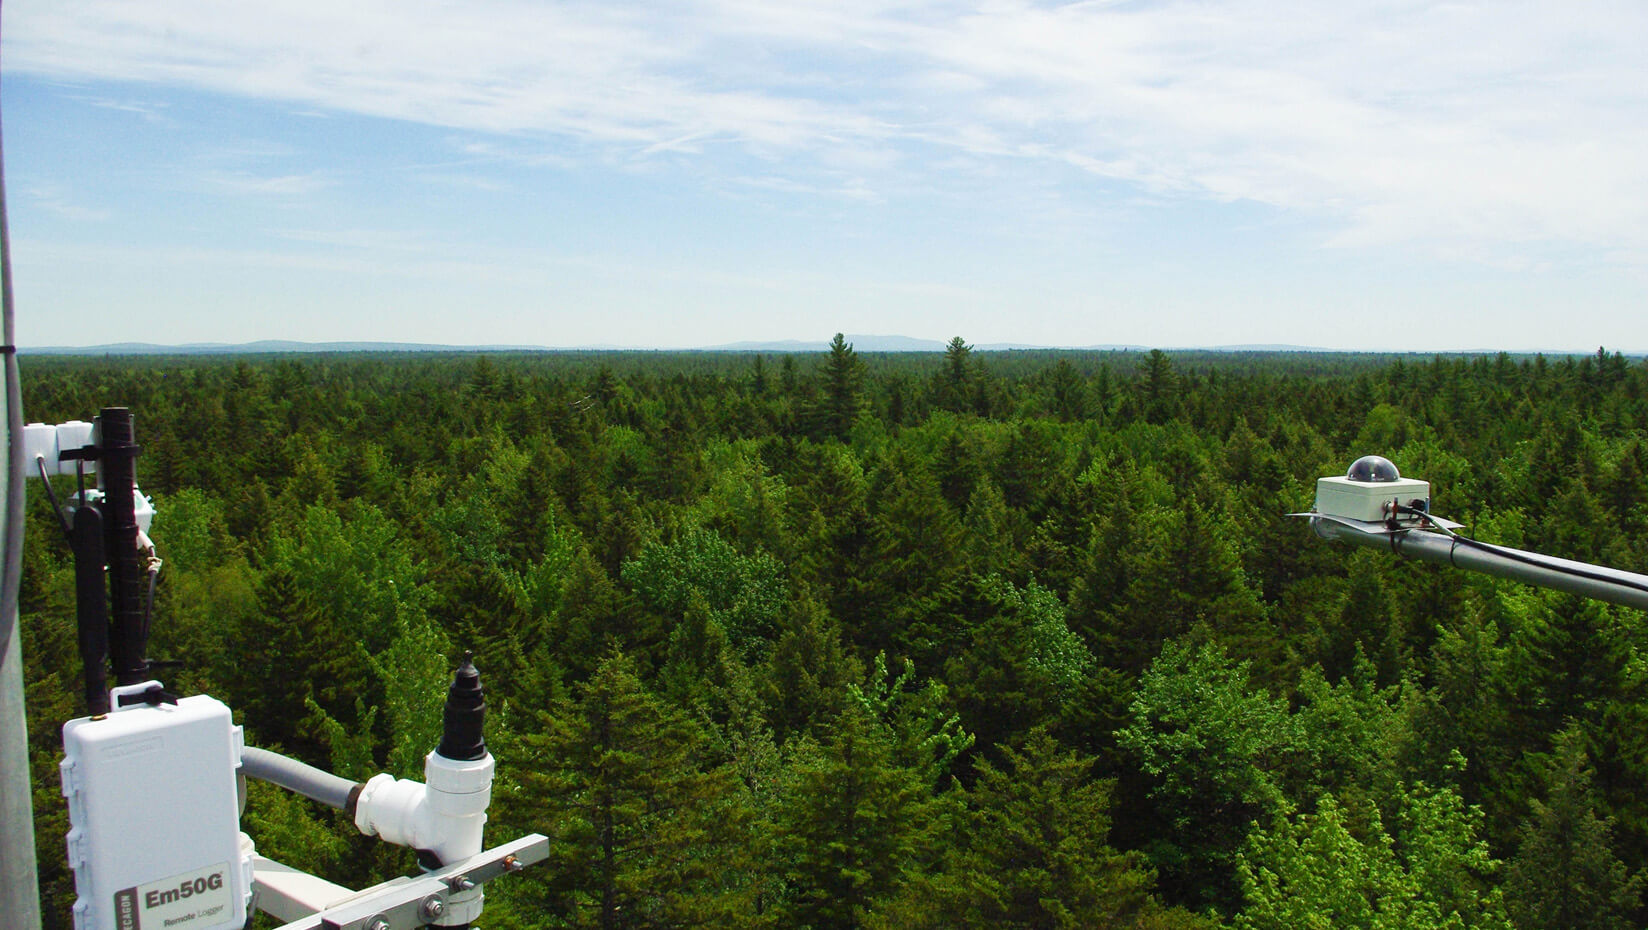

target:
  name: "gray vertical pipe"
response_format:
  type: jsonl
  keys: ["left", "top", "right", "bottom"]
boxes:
{"left": 0, "top": 594, "right": 40, "bottom": 930}
{"left": 0, "top": 8, "right": 45, "bottom": 918}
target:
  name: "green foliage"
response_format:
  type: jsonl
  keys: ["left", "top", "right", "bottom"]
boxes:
{"left": 1504, "top": 728, "right": 1644, "bottom": 930}
{"left": 760, "top": 594, "right": 861, "bottom": 739}
{"left": 986, "top": 576, "right": 1095, "bottom": 698}
{"left": 1290, "top": 651, "right": 1420, "bottom": 807}
{"left": 848, "top": 652, "right": 975, "bottom": 784}
{"left": 21, "top": 347, "right": 1648, "bottom": 928}
{"left": 813, "top": 334, "right": 868, "bottom": 439}
{"left": 772, "top": 700, "right": 950, "bottom": 929}
{"left": 1236, "top": 785, "right": 1511, "bottom": 930}
{"left": 509, "top": 651, "right": 751, "bottom": 929}
{"left": 1119, "top": 639, "right": 1298, "bottom": 909}
{"left": 873, "top": 727, "right": 1188, "bottom": 929}
{"left": 622, "top": 527, "right": 787, "bottom": 653}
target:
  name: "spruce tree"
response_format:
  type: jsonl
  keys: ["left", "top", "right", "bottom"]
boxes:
{"left": 1504, "top": 729, "right": 1643, "bottom": 930}
{"left": 955, "top": 728, "right": 1159, "bottom": 927}
{"left": 813, "top": 334, "right": 866, "bottom": 440}
{"left": 512, "top": 651, "right": 750, "bottom": 930}
{"left": 772, "top": 701, "right": 944, "bottom": 930}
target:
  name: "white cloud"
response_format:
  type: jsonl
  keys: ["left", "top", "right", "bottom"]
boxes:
{"left": 9, "top": 0, "right": 1648, "bottom": 263}
{"left": 273, "top": 228, "right": 435, "bottom": 251}
{"left": 69, "top": 93, "right": 175, "bottom": 124}
{"left": 22, "top": 182, "right": 111, "bottom": 222}
{"left": 199, "top": 171, "right": 329, "bottom": 196}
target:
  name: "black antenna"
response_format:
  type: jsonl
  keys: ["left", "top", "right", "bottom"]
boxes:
{"left": 97, "top": 408, "right": 148, "bottom": 687}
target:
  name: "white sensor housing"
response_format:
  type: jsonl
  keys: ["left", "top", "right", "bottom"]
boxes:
{"left": 24, "top": 421, "right": 96, "bottom": 476}
{"left": 1315, "top": 475, "right": 1431, "bottom": 523}
{"left": 61, "top": 684, "right": 252, "bottom": 930}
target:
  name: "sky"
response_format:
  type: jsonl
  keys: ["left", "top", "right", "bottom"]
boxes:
{"left": 3, "top": 0, "right": 1646, "bottom": 352}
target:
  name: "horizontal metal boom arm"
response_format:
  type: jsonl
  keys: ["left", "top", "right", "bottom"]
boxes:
{"left": 1311, "top": 517, "right": 1648, "bottom": 612}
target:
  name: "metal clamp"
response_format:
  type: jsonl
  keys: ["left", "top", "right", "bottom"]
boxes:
{"left": 262, "top": 833, "right": 548, "bottom": 930}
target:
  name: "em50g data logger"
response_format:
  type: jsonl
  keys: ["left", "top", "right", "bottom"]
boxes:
{"left": 60, "top": 683, "right": 252, "bottom": 930}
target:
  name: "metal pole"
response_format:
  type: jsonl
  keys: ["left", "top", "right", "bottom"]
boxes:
{"left": 0, "top": 8, "right": 44, "bottom": 913}
{"left": 0, "top": 625, "right": 39, "bottom": 926}
{"left": 0, "top": 614, "right": 39, "bottom": 930}
{"left": 1312, "top": 518, "right": 1648, "bottom": 612}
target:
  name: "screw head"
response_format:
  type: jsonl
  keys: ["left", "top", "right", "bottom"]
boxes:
{"left": 421, "top": 896, "right": 446, "bottom": 920}
{"left": 502, "top": 855, "right": 523, "bottom": 873}
{"left": 365, "top": 917, "right": 390, "bottom": 930}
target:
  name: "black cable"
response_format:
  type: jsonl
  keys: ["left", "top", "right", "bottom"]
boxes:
{"left": 1394, "top": 504, "right": 1648, "bottom": 599}
{"left": 34, "top": 459, "right": 71, "bottom": 536}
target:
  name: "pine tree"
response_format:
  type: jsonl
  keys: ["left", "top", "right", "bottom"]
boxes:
{"left": 1504, "top": 729, "right": 1643, "bottom": 930}
{"left": 813, "top": 334, "right": 867, "bottom": 440}
{"left": 956, "top": 728, "right": 1159, "bottom": 927}
{"left": 760, "top": 595, "right": 861, "bottom": 740}
{"left": 772, "top": 701, "right": 945, "bottom": 929}
{"left": 871, "top": 728, "right": 1208, "bottom": 930}
{"left": 1047, "top": 358, "right": 1090, "bottom": 423}
{"left": 861, "top": 463, "right": 966, "bottom": 659}
{"left": 1139, "top": 349, "right": 1181, "bottom": 424}
{"left": 935, "top": 337, "right": 974, "bottom": 413}
{"left": 511, "top": 651, "right": 751, "bottom": 930}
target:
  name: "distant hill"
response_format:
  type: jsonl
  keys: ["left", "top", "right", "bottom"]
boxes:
{"left": 28, "top": 338, "right": 1573, "bottom": 356}
{"left": 708, "top": 335, "right": 949, "bottom": 352}
{"left": 26, "top": 335, "right": 974, "bottom": 355}
{"left": 23, "top": 340, "right": 554, "bottom": 356}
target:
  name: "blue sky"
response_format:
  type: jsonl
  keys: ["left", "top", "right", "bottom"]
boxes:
{"left": 4, "top": 0, "right": 1646, "bottom": 351}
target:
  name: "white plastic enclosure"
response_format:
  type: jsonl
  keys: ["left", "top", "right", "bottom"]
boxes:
{"left": 1314, "top": 475, "right": 1431, "bottom": 523}
{"left": 61, "top": 686, "right": 251, "bottom": 930}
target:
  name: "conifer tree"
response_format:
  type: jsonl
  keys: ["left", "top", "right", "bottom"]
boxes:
{"left": 935, "top": 337, "right": 974, "bottom": 413}
{"left": 512, "top": 651, "right": 750, "bottom": 930}
{"left": 772, "top": 701, "right": 946, "bottom": 929}
{"left": 1139, "top": 349, "right": 1181, "bottom": 424}
{"left": 1047, "top": 358, "right": 1090, "bottom": 423}
{"left": 861, "top": 464, "right": 966, "bottom": 657}
{"left": 760, "top": 595, "right": 861, "bottom": 739}
{"left": 1504, "top": 729, "right": 1643, "bottom": 930}
{"left": 813, "top": 334, "right": 866, "bottom": 439}
{"left": 955, "top": 728, "right": 1158, "bottom": 926}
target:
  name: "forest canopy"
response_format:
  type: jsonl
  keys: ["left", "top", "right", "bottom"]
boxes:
{"left": 18, "top": 343, "right": 1648, "bottom": 930}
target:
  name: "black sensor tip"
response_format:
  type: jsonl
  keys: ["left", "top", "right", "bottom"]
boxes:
{"left": 436, "top": 651, "right": 487, "bottom": 761}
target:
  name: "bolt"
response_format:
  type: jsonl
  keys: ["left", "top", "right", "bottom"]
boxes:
{"left": 446, "top": 874, "right": 476, "bottom": 893}
{"left": 502, "top": 855, "right": 523, "bottom": 873}
{"left": 365, "top": 917, "right": 390, "bottom": 930}
{"left": 421, "top": 896, "right": 445, "bottom": 920}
